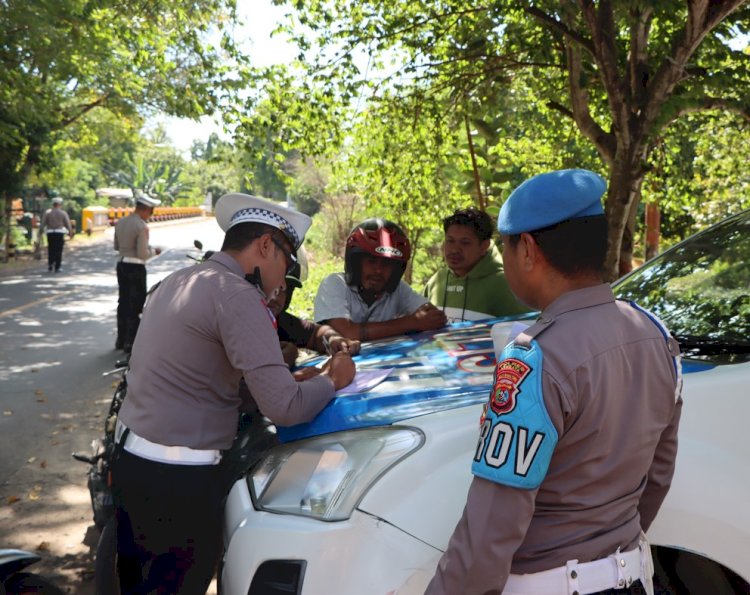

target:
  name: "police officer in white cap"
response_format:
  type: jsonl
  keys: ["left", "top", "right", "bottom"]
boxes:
{"left": 113, "top": 193, "right": 162, "bottom": 352}
{"left": 427, "top": 169, "right": 683, "bottom": 595}
{"left": 40, "top": 196, "right": 73, "bottom": 272}
{"left": 110, "top": 193, "right": 355, "bottom": 594}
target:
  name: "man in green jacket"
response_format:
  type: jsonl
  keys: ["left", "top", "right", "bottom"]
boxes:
{"left": 424, "top": 207, "right": 531, "bottom": 322}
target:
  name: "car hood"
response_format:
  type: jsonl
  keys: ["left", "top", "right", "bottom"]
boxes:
{"left": 277, "top": 318, "right": 713, "bottom": 443}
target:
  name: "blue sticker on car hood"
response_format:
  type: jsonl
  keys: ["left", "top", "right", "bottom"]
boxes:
{"left": 277, "top": 320, "right": 714, "bottom": 442}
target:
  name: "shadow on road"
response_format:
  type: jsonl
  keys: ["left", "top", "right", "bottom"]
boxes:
{"left": 1, "top": 221, "right": 221, "bottom": 593}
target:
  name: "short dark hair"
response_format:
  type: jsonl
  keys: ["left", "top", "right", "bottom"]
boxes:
{"left": 443, "top": 207, "right": 494, "bottom": 242}
{"left": 508, "top": 215, "right": 607, "bottom": 277}
{"left": 221, "top": 222, "right": 277, "bottom": 251}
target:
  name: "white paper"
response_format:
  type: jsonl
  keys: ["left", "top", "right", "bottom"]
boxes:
{"left": 336, "top": 368, "right": 393, "bottom": 396}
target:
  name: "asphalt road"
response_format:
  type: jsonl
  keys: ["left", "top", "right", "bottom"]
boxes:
{"left": 0, "top": 216, "right": 225, "bottom": 593}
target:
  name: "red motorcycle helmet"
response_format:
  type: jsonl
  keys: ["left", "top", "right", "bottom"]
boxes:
{"left": 345, "top": 218, "right": 411, "bottom": 293}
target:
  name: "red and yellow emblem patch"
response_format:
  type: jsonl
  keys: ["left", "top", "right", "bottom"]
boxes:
{"left": 489, "top": 358, "right": 532, "bottom": 415}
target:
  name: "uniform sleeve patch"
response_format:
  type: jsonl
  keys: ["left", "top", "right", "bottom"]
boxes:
{"left": 490, "top": 358, "right": 531, "bottom": 415}
{"left": 472, "top": 340, "right": 558, "bottom": 490}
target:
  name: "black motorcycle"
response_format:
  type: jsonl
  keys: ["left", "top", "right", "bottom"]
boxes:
{"left": 72, "top": 358, "right": 128, "bottom": 595}
{"left": 75, "top": 351, "right": 278, "bottom": 593}
{"left": 0, "top": 549, "right": 64, "bottom": 594}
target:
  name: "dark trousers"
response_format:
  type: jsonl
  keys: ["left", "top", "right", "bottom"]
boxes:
{"left": 111, "top": 450, "right": 224, "bottom": 595}
{"left": 116, "top": 262, "right": 147, "bottom": 348}
{"left": 46, "top": 233, "right": 65, "bottom": 270}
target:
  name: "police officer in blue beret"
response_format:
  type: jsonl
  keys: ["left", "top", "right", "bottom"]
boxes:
{"left": 427, "top": 169, "right": 683, "bottom": 595}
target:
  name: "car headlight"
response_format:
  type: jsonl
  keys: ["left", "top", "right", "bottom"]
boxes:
{"left": 248, "top": 427, "right": 424, "bottom": 521}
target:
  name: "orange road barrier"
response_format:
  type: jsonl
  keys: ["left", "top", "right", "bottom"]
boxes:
{"left": 103, "top": 206, "right": 206, "bottom": 228}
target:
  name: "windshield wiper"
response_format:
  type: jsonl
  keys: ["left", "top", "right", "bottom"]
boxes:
{"left": 673, "top": 334, "right": 750, "bottom": 354}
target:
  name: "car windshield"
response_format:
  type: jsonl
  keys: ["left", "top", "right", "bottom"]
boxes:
{"left": 614, "top": 209, "right": 750, "bottom": 364}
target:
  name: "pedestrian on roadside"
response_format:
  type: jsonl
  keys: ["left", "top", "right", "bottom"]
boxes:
{"left": 426, "top": 169, "right": 683, "bottom": 595}
{"left": 110, "top": 192, "right": 355, "bottom": 594}
{"left": 113, "top": 194, "right": 162, "bottom": 353}
{"left": 40, "top": 197, "right": 73, "bottom": 273}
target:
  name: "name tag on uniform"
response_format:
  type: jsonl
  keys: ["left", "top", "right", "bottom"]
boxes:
{"left": 472, "top": 339, "right": 558, "bottom": 489}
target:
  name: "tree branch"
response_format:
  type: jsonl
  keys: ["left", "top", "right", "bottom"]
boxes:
{"left": 628, "top": 4, "right": 654, "bottom": 111}
{"left": 577, "top": 0, "right": 632, "bottom": 145}
{"left": 642, "top": 0, "right": 747, "bottom": 134}
{"left": 523, "top": 5, "right": 595, "bottom": 55}
{"left": 564, "top": 33, "right": 617, "bottom": 162}
{"left": 659, "top": 96, "right": 750, "bottom": 128}
{"left": 60, "top": 95, "right": 109, "bottom": 128}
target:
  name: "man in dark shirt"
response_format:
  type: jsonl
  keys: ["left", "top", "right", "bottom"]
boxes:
{"left": 268, "top": 262, "right": 360, "bottom": 372}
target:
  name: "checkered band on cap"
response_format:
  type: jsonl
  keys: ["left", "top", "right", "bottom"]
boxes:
{"left": 230, "top": 207, "right": 300, "bottom": 247}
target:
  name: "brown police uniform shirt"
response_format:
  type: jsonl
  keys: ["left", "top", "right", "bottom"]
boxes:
{"left": 41, "top": 208, "right": 71, "bottom": 233}
{"left": 118, "top": 251, "right": 336, "bottom": 450}
{"left": 114, "top": 213, "right": 153, "bottom": 261}
{"left": 427, "top": 284, "right": 683, "bottom": 595}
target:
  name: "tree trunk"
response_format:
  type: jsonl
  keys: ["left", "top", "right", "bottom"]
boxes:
{"left": 464, "top": 114, "right": 485, "bottom": 211}
{"left": 604, "top": 159, "right": 646, "bottom": 282}
{"left": 3, "top": 193, "right": 12, "bottom": 264}
{"left": 619, "top": 188, "right": 641, "bottom": 276}
{"left": 644, "top": 202, "right": 660, "bottom": 261}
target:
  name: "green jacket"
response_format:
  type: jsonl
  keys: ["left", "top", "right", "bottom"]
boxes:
{"left": 423, "top": 252, "right": 531, "bottom": 322}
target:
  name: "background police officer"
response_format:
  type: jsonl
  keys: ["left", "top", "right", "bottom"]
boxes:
{"left": 110, "top": 193, "right": 355, "bottom": 594}
{"left": 113, "top": 194, "right": 161, "bottom": 352}
{"left": 40, "top": 196, "right": 73, "bottom": 272}
{"left": 426, "top": 169, "right": 683, "bottom": 595}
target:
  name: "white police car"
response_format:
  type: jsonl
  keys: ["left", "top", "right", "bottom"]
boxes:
{"left": 221, "top": 209, "right": 750, "bottom": 594}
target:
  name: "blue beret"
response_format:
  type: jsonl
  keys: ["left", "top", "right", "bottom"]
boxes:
{"left": 498, "top": 169, "right": 606, "bottom": 235}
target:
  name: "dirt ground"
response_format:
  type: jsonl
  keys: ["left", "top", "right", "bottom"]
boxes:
{"left": 0, "top": 409, "right": 102, "bottom": 594}
{"left": 0, "top": 233, "right": 218, "bottom": 594}
{"left": 1, "top": 244, "right": 98, "bottom": 592}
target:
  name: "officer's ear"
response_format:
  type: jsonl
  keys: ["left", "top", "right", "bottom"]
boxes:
{"left": 518, "top": 232, "right": 539, "bottom": 272}
{"left": 256, "top": 232, "right": 274, "bottom": 258}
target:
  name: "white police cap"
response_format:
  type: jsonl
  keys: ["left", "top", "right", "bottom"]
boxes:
{"left": 136, "top": 194, "right": 161, "bottom": 208}
{"left": 215, "top": 193, "right": 312, "bottom": 249}
{"left": 52, "top": 197, "right": 63, "bottom": 205}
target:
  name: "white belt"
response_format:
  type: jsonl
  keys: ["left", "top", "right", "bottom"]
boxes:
{"left": 119, "top": 256, "right": 145, "bottom": 264}
{"left": 504, "top": 535, "right": 654, "bottom": 595}
{"left": 115, "top": 420, "right": 221, "bottom": 466}
{"left": 47, "top": 228, "right": 67, "bottom": 233}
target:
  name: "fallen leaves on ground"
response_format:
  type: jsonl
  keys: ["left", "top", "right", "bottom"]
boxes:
{"left": 6, "top": 495, "right": 20, "bottom": 505}
{"left": 36, "top": 541, "right": 50, "bottom": 552}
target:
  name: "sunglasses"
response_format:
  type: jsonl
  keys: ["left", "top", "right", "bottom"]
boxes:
{"left": 270, "top": 235, "right": 298, "bottom": 275}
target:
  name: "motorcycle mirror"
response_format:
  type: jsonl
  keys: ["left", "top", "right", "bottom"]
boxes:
{"left": 193, "top": 239, "right": 203, "bottom": 250}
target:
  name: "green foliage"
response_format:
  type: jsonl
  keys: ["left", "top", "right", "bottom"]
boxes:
{"left": 1, "top": 0, "right": 248, "bottom": 194}
{"left": 266, "top": 0, "right": 750, "bottom": 279}
{"left": 286, "top": 157, "right": 330, "bottom": 216}
{"left": 345, "top": 90, "right": 463, "bottom": 267}
{"left": 184, "top": 133, "right": 244, "bottom": 204}
{"left": 107, "top": 153, "right": 189, "bottom": 204}
{"left": 287, "top": 214, "right": 345, "bottom": 319}
{"left": 639, "top": 111, "right": 750, "bottom": 247}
